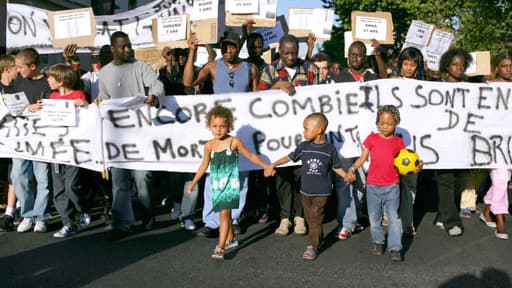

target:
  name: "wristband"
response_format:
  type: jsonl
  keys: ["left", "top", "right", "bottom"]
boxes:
{"left": 71, "top": 59, "right": 80, "bottom": 69}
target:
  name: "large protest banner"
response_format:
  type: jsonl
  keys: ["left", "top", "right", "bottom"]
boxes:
{"left": 1, "top": 80, "right": 512, "bottom": 172}
{"left": 6, "top": 0, "right": 193, "bottom": 51}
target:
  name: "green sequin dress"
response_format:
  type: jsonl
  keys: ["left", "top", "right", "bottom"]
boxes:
{"left": 210, "top": 140, "right": 240, "bottom": 211}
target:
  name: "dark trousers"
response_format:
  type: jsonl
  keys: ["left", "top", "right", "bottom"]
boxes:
{"left": 52, "top": 164, "right": 82, "bottom": 227}
{"left": 436, "top": 170, "right": 463, "bottom": 230}
{"left": 275, "top": 166, "right": 303, "bottom": 219}
{"left": 301, "top": 194, "right": 328, "bottom": 250}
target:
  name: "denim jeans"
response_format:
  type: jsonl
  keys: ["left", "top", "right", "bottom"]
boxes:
{"left": 111, "top": 168, "right": 153, "bottom": 231}
{"left": 334, "top": 173, "right": 357, "bottom": 232}
{"left": 366, "top": 183, "right": 402, "bottom": 251}
{"left": 202, "top": 171, "right": 248, "bottom": 228}
{"left": 11, "top": 158, "right": 51, "bottom": 221}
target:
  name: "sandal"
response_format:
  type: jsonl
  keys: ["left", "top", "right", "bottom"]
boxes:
{"left": 211, "top": 246, "right": 224, "bottom": 260}
{"left": 302, "top": 245, "right": 317, "bottom": 260}
{"left": 459, "top": 208, "right": 472, "bottom": 219}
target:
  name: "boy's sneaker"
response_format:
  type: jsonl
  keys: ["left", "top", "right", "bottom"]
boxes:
{"left": 225, "top": 239, "right": 239, "bottom": 250}
{"left": 389, "top": 250, "right": 402, "bottom": 262}
{"left": 17, "top": 218, "right": 34, "bottom": 233}
{"left": 79, "top": 213, "right": 91, "bottom": 230}
{"left": 448, "top": 225, "right": 462, "bottom": 237}
{"left": 275, "top": 218, "right": 291, "bottom": 236}
{"left": 294, "top": 216, "right": 307, "bottom": 235}
{"left": 53, "top": 225, "right": 77, "bottom": 238}
{"left": 34, "top": 220, "right": 47, "bottom": 233}
{"left": 0, "top": 214, "right": 14, "bottom": 231}
{"left": 372, "top": 243, "right": 385, "bottom": 256}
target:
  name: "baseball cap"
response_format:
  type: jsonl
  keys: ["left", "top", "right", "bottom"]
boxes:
{"left": 220, "top": 30, "right": 241, "bottom": 47}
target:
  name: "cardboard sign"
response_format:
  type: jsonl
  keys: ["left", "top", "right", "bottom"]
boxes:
{"left": 191, "top": 0, "right": 226, "bottom": 44}
{"left": 405, "top": 20, "right": 434, "bottom": 47}
{"left": 225, "top": 0, "right": 259, "bottom": 14}
{"left": 466, "top": 51, "right": 491, "bottom": 76}
{"left": 40, "top": 99, "right": 77, "bottom": 127}
{"left": 351, "top": 11, "right": 394, "bottom": 44}
{"left": 152, "top": 14, "right": 190, "bottom": 50}
{"left": 48, "top": 7, "right": 96, "bottom": 48}
{"left": 288, "top": 8, "right": 334, "bottom": 40}
{"left": 252, "top": 15, "right": 288, "bottom": 49}
{"left": 2, "top": 92, "right": 30, "bottom": 116}
{"left": 225, "top": 0, "right": 277, "bottom": 27}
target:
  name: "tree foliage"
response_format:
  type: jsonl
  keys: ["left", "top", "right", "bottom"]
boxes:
{"left": 320, "top": 0, "right": 512, "bottom": 65}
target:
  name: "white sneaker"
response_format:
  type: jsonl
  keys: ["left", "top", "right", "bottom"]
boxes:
{"left": 170, "top": 202, "right": 181, "bottom": 221}
{"left": 34, "top": 220, "right": 47, "bottom": 233}
{"left": 17, "top": 218, "right": 34, "bottom": 233}
{"left": 225, "top": 239, "right": 239, "bottom": 250}
{"left": 448, "top": 225, "right": 462, "bottom": 236}
{"left": 53, "top": 226, "right": 77, "bottom": 238}
{"left": 181, "top": 219, "right": 196, "bottom": 231}
{"left": 435, "top": 221, "right": 445, "bottom": 230}
{"left": 79, "top": 213, "right": 91, "bottom": 230}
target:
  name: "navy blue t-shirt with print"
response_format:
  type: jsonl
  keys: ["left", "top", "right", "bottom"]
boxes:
{"left": 288, "top": 141, "right": 343, "bottom": 196}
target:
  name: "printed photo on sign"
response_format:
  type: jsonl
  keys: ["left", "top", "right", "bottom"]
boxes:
{"left": 40, "top": 99, "right": 77, "bottom": 127}
{"left": 2, "top": 92, "right": 30, "bottom": 116}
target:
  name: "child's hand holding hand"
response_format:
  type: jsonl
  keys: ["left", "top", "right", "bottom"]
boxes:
{"left": 415, "top": 160, "right": 424, "bottom": 174}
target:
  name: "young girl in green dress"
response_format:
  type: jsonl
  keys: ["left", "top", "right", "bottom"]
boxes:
{"left": 188, "top": 105, "right": 274, "bottom": 259}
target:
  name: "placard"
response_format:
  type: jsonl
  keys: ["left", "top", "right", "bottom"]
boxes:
{"left": 405, "top": 20, "right": 434, "bottom": 47}
{"left": 191, "top": 0, "right": 219, "bottom": 21}
{"left": 191, "top": 0, "right": 226, "bottom": 44}
{"left": 225, "top": 0, "right": 259, "bottom": 14}
{"left": 40, "top": 99, "right": 77, "bottom": 127}
{"left": 48, "top": 7, "right": 96, "bottom": 48}
{"left": 2, "top": 92, "right": 30, "bottom": 116}
{"left": 351, "top": 11, "right": 394, "bottom": 44}
{"left": 466, "top": 51, "right": 491, "bottom": 76}
{"left": 225, "top": 0, "right": 277, "bottom": 27}
{"left": 252, "top": 15, "right": 288, "bottom": 49}
{"left": 152, "top": 14, "right": 189, "bottom": 50}
{"left": 425, "top": 28, "right": 454, "bottom": 71}
{"left": 288, "top": 8, "right": 334, "bottom": 40}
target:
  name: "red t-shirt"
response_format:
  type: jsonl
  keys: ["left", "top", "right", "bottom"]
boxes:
{"left": 363, "top": 133, "right": 405, "bottom": 186}
{"left": 49, "top": 90, "right": 88, "bottom": 103}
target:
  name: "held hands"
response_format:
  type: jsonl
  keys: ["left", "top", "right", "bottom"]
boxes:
{"left": 27, "top": 100, "right": 43, "bottom": 112}
{"left": 263, "top": 165, "right": 276, "bottom": 177}
{"left": 344, "top": 168, "right": 357, "bottom": 183}
{"left": 144, "top": 95, "right": 159, "bottom": 107}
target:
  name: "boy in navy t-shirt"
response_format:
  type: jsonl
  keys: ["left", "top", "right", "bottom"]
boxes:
{"left": 268, "top": 113, "right": 349, "bottom": 260}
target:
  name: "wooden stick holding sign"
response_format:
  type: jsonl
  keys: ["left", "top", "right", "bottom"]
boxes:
{"left": 48, "top": 7, "right": 96, "bottom": 48}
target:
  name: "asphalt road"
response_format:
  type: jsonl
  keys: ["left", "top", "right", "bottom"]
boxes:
{"left": 1, "top": 204, "right": 511, "bottom": 288}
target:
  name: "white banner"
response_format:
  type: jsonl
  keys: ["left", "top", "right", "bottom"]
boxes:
{"left": 6, "top": 0, "right": 193, "bottom": 51}
{"left": 1, "top": 79, "right": 512, "bottom": 172}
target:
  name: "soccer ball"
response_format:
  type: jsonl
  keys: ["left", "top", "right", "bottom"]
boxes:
{"left": 394, "top": 149, "right": 420, "bottom": 175}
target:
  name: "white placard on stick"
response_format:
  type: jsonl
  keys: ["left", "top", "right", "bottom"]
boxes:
{"left": 48, "top": 8, "right": 96, "bottom": 48}
{"left": 2, "top": 92, "right": 30, "bottom": 116}
{"left": 288, "top": 8, "right": 334, "bottom": 40}
{"left": 225, "top": 0, "right": 277, "bottom": 27}
{"left": 351, "top": 11, "right": 394, "bottom": 44}
{"left": 226, "top": 0, "right": 259, "bottom": 14}
{"left": 405, "top": 20, "right": 434, "bottom": 47}
{"left": 191, "top": 0, "right": 219, "bottom": 21}
{"left": 40, "top": 99, "right": 77, "bottom": 127}
{"left": 152, "top": 14, "right": 189, "bottom": 49}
